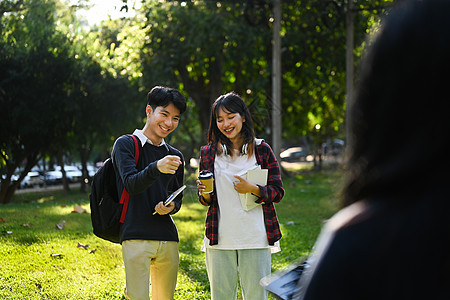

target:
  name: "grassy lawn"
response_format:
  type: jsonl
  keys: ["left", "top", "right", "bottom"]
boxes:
{"left": 0, "top": 164, "right": 342, "bottom": 299}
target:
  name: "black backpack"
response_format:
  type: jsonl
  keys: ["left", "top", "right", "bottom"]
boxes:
{"left": 89, "top": 135, "right": 139, "bottom": 243}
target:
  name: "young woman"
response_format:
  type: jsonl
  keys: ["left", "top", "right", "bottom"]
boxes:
{"left": 196, "top": 92, "right": 284, "bottom": 300}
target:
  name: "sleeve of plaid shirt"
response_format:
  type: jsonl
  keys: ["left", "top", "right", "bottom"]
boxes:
{"left": 254, "top": 141, "right": 284, "bottom": 205}
{"left": 198, "top": 145, "right": 215, "bottom": 206}
{"left": 255, "top": 141, "right": 284, "bottom": 245}
{"left": 198, "top": 145, "right": 219, "bottom": 244}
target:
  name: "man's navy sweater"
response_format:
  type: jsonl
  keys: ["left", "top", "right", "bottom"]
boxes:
{"left": 112, "top": 135, "right": 184, "bottom": 243}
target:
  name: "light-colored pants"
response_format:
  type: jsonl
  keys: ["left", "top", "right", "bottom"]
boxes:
{"left": 206, "top": 248, "right": 271, "bottom": 300}
{"left": 122, "top": 240, "right": 179, "bottom": 300}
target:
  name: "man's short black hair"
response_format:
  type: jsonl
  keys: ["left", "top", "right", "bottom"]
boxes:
{"left": 147, "top": 86, "right": 187, "bottom": 114}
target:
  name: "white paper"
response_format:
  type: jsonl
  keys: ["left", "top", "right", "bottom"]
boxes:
{"left": 236, "top": 166, "right": 268, "bottom": 211}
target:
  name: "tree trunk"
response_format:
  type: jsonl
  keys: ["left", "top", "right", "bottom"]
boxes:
{"left": 345, "top": 0, "right": 355, "bottom": 149}
{"left": 0, "top": 152, "right": 40, "bottom": 204}
{"left": 0, "top": 176, "right": 21, "bottom": 204}
{"left": 178, "top": 52, "right": 223, "bottom": 140}
{"left": 0, "top": 179, "right": 12, "bottom": 204}
{"left": 57, "top": 149, "right": 71, "bottom": 193}
{"left": 79, "top": 145, "right": 92, "bottom": 193}
{"left": 272, "top": 0, "right": 282, "bottom": 163}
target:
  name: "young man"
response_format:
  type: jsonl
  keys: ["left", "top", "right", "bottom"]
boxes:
{"left": 112, "top": 86, "right": 187, "bottom": 300}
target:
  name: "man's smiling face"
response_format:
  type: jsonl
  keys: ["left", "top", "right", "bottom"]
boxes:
{"left": 145, "top": 103, "right": 181, "bottom": 144}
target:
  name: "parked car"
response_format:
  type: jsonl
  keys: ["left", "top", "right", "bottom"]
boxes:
{"left": 45, "top": 170, "right": 63, "bottom": 185}
{"left": 1, "top": 173, "right": 19, "bottom": 186}
{"left": 21, "top": 171, "right": 45, "bottom": 188}
{"left": 47, "top": 165, "right": 83, "bottom": 183}
{"left": 87, "top": 165, "right": 99, "bottom": 177}
{"left": 280, "top": 147, "right": 309, "bottom": 162}
{"left": 322, "top": 139, "right": 345, "bottom": 156}
{"left": 63, "top": 165, "right": 83, "bottom": 183}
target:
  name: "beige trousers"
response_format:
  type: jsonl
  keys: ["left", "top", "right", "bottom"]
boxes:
{"left": 122, "top": 240, "right": 179, "bottom": 300}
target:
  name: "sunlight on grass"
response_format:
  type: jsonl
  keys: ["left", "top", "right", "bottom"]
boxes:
{"left": 1, "top": 166, "right": 342, "bottom": 299}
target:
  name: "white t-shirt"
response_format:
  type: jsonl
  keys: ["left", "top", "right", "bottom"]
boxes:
{"left": 202, "top": 149, "right": 280, "bottom": 253}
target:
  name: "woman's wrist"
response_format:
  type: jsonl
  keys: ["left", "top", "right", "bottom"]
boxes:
{"left": 250, "top": 184, "right": 261, "bottom": 197}
{"left": 199, "top": 192, "right": 212, "bottom": 205}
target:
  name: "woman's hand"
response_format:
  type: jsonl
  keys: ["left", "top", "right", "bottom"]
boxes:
{"left": 197, "top": 179, "right": 212, "bottom": 203}
{"left": 233, "top": 175, "right": 261, "bottom": 197}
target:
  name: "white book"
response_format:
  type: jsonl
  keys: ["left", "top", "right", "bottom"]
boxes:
{"left": 236, "top": 166, "right": 268, "bottom": 211}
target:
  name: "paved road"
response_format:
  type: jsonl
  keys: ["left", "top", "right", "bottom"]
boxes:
{"left": 15, "top": 183, "right": 82, "bottom": 194}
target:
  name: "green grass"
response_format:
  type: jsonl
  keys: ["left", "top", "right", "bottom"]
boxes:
{"left": 0, "top": 165, "right": 342, "bottom": 299}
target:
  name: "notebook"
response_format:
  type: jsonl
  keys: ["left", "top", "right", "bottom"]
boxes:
{"left": 236, "top": 166, "right": 268, "bottom": 211}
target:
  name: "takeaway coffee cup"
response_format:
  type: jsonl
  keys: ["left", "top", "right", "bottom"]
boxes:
{"left": 198, "top": 170, "right": 214, "bottom": 194}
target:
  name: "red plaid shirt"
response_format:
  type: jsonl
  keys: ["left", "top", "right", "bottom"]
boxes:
{"left": 198, "top": 141, "right": 284, "bottom": 246}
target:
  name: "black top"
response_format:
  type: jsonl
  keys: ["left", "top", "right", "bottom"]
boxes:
{"left": 296, "top": 189, "right": 450, "bottom": 300}
{"left": 112, "top": 135, "right": 184, "bottom": 243}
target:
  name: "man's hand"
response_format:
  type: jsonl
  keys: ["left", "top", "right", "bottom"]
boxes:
{"left": 154, "top": 201, "right": 175, "bottom": 215}
{"left": 157, "top": 155, "right": 182, "bottom": 174}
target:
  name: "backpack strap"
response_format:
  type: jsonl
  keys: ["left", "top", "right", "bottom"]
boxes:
{"left": 119, "top": 135, "right": 139, "bottom": 223}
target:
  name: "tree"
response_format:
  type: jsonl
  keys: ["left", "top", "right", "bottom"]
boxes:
{"left": 66, "top": 20, "right": 141, "bottom": 192}
{"left": 107, "top": 0, "right": 395, "bottom": 164}
{"left": 0, "top": 0, "right": 76, "bottom": 203}
{"left": 280, "top": 0, "right": 394, "bottom": 147}
{"left": 0, "top": 0, "right": 138, "bottom": 202}
{"left": 128, "top": 2, "right": 271, "bottom": 133}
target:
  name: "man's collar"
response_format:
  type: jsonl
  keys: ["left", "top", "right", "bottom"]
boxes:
{"left": 133, "top": 129, "right": 166, "bottom": 148}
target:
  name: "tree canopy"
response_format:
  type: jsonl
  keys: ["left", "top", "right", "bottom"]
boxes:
{"left": 0, "top": 0, "right": 138, "bottom": 203}
{"left": 0, "top": 0, "right": 394, "bottom": 203}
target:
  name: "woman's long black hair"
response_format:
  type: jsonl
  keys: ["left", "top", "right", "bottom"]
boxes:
{"left": 341, "top": 0, "right": 450, "bottom": 207}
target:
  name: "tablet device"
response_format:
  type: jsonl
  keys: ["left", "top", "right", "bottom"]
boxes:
{"left": 260, "top": 261, "right": 306, "bottom": 299}
{"left": 153, "top": 185, "right": 186, "bottom": 215}
{"left": 164, "top": 185, "right": 186, "bottom": 206}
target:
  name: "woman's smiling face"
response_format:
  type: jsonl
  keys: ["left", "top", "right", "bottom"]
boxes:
{"left": 216, "top": 106, "right": 245, "bottom": 145}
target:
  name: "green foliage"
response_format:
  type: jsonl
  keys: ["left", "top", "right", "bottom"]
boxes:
{"left": 0, "top": 0, "right": 140, "bottom": 202}
{"left": 0, "top": 0, "right": 395, "bottom": 202}
{"left": 0, "top": 167, "right": 341, "bottom": 299}
{"left": 0, "top": 0, "right": 76, "bottom": 202}
{"left": 125, "top": 1, "right": 274, "bottom": 139}
{"left": 280, "top": 0, "right": 394, "bottom": 143}
{"left": 104, "top": 0, "right": 395, "bottom": 149}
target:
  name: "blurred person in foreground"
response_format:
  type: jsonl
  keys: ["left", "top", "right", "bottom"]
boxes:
{"left": 295, "top": 0, "right": 450, "bottom": 299}
{"left": 197, "top": 92, "right": 284, "bottom": 300}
